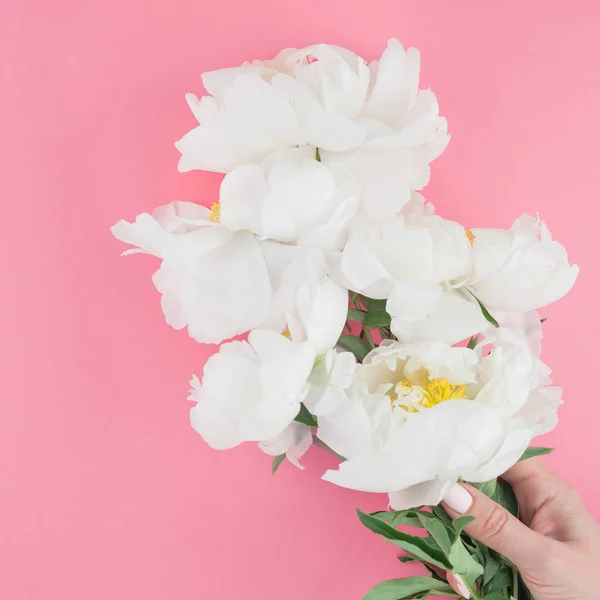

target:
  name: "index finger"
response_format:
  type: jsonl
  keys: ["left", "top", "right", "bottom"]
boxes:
{"left": 502, "top": 457, "right": 552, "bottom": 489}
{"left": 502, "top": 457, "right": 600, "bottom": 542}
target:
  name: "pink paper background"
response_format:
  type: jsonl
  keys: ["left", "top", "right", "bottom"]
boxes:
{"left": 2, "top": 1, "right": 599, "bottom": 598}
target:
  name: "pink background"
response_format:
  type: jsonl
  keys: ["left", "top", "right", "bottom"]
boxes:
{"left": 2, "top": 1, "right": 599, "bottom": 598}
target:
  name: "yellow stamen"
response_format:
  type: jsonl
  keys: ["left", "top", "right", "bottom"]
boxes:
{"left": 392, "top": 377, "right": 467, "bottom": 412}
{"left": 415, "top": 378, "right": 466, "bottom": 407}
{"left": 209, "top": 202, "right": 221, "bottom": 223}
{"left": 281, "top": 328, "right": 292, "bottom": 340}
{"left": 466, "top": 229, "right": 476, "bottom": 246}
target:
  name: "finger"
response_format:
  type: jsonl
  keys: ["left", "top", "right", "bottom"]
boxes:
{"left": 502, "top": 456, "right": 551, "bottom": 488}
{"left": 503, "top": 459, "right": 597, "bottom": 542}
{"left": 446, "top": 572, "right": 471, "bottom": 599}
{"left": 501, "top": 459, "right": 554, "bottom": 525}
{"left": 443, "top": 483, "right": 546, "bottom": 569}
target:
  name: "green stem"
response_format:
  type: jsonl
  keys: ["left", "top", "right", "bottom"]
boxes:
{"left": 465, "top": 581, "right": 482, "bottom": 600}
{"left": 363, "top": 327, "right": 375, "bottom": 349}
{"left": 512, "top": 567, "right": 519, "bottom": 599}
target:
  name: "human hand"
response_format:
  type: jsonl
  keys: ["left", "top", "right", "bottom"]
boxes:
{"left": 442, "top": 459, "right": 600, "bottom": 600}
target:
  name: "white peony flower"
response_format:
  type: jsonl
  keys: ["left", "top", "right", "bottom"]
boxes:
{"left": 319, "top": 39, "right": 449, "bottom": 219}
{"left": 219, "top": 148, "right": 360, "bottom": 251}
{"left": 189, "top": 329, "right": 356, "bottom": 468}
{"left": 111, "top": 201, "right": 271, "bottom": 344}
{"left": 328, "top": 203, "right": 487, "bottom": 344}
{"left": 469, "top": 215, "right": 579, "bottom": 312}
{"left": 176, "top": 39, "right": 449, "bottom": 220}
{"left": 332, "top": 204, "right": 471, "bottom": 299}
{"left": 318, "top": 339, "right": 561, "bottom": 509}
{"left": 175, "top": 46, "right": 367, "bottom": 173}
{"left": 189, "top": 329, "right": 316, "bottom": 449}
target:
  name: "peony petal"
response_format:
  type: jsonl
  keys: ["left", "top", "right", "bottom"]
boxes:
{"left": 470, "top": 216, "right": 579, "bottom": 312}
{"left": 317, "top": 389, "right": 383, "bottom": 461}
{"left": 190, "top": 330, "right": 315, "bottom": 450}
{"left": 391, "top": 290, "right": 488, "bottom": 345}
{"left": 323, "top": 400, "right": 506, "bottom": 494}
{"left": 386, "top": 281, "right": 443, "bottom": 322}
{"left": 176, "top": 74, "right": 301, "bottom": 173}
{"left": 189, "top": 341, "right": 260, "bottom": 450}
{"left": 155, "top": 231, "right": 271, "bottom": 344}
{"left": 388, "top": 479, "right": 454, "bottom": 511}
{"left": 259, "top": 421, "right": 314, "bottom": 469}
{"left": 364, "top": 39, "right": 419, "bottom": 124}
{"left": 340, "top": 239, "right": 394, "bottom": 296}
{"left": 514, "top": 386, "right": 562, "bottom": 436}
{"left": 111, "top": 213, "right": 172, "bottom": 259}
{"left": 461, "top": 427, "right": 532, "bottom": 483}
{"left": 219, "top": 164, "right": 268, "bottom": 234}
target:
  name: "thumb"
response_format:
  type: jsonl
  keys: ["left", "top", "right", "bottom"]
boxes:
{"left": 442, "top": 483, "right": 545, "bottom": 569}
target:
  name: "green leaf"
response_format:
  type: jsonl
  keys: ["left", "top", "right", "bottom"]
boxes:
{"left": 448, "top": 536, "right": 484, "bottom": 581}
{"left": 491, "top": 479, "right": 519, "bottom": 517}
{"left": 397, "top": 555, "right": 417, "bottom": 564}
{"left": 519, "top": 446, "right": 554, "bottom": 461}
{"left": 469, "top": 479, "right": 497, "bottom": 498}
{"left": 271, "top": 454, "right": 286, "bottom": 475}
{"left": 365, "top": 310, "right": 392, "bottom": 328}
{"left": 469, "top": 292, "right": 500, "bottom": 327}
{"left": 364, "top": 297, "right": 387, "bottom": 312}
{"left": 337, "top": 333, "right": 371, "bottom": 361}
{"left": 482, "top": 595, "right": 507, "bottom": 600}
{"left": 422, "top": 562, "right": 447, "bottom": 582}
{"left": 419, "top": 515, "right": 453, "bottom": 555}
{"left": 363, "top": 576, "right": 454, "bottom": 600}
{"left": 473, "top": 542, "right": 485, "bottom": 566}
{"left": 391, "top": 510, "right": 431, "bottom": 529}
{"left": 452, "top": 516, "right": 475, "bottom": 535}
{"left": 444, "top": 518, "right": 484, "bottom": 585}
{"left": 347, "top": 308, "right": 366, "bottom": 323}
{"left": 378, "top": 327, "right": 394, "bottom": 340}
{"left": 484, "top": 566, "right": 512, "bottom": 593}
{"left": 431, "top": 505, "right": 453, "bottom": 528}
{"left": 357, "top": 510, "right": 452, "bottom": 570}
{"left": 481, "top": 547, "right": 502, "bottom": 586}
{"left": 422, "top": 535, "right": 443, "bottom": 554}
{"left": 467, "top": 335, "right": 479, "bottom": 350}
{"left": 293, "top": 404, "right": 318, "bottom": 427}
{"left": 369, "top": 510, "right": 427, "bottom": 529}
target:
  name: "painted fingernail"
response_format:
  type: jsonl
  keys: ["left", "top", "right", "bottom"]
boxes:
{"left": 443, "top": 484, "right": 473, "bottom": 514}
{"left": 447, "top": 573, "right": 471, "bottom": 599}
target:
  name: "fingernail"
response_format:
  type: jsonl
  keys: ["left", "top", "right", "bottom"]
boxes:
{"left": 443, "top": 484, "right": 473, "bottom": 514}
{"left": 447, "top": 573, "right": 471, "bottom": 599}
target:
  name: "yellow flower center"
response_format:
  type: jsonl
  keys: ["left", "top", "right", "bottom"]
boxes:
{"left": 281, "top": 328, "right": 292, "bottom": 340}
{"left": 209, "top": 202, "right": 221, "bottom": 223}
{"left": 466, "top": 229, "right": 476, "bottom": 246}
{"left": 391, "top": 377, "right": 467, "bottom": 412}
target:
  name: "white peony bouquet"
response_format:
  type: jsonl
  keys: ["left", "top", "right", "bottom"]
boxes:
{"left": 112, "top": 39, "right": 578, "bottom": 600}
